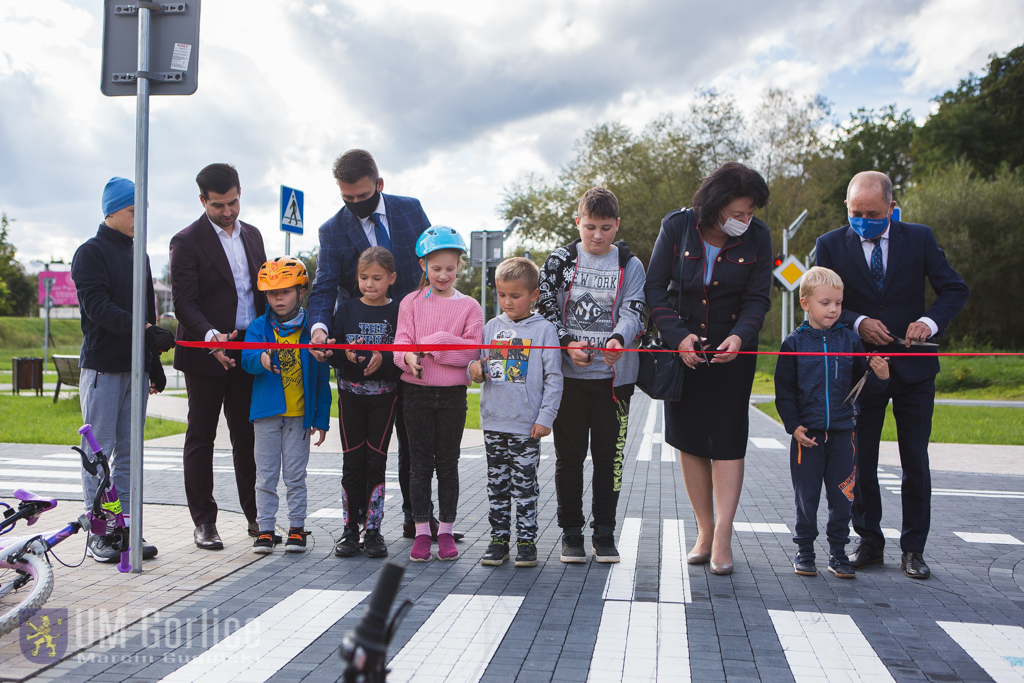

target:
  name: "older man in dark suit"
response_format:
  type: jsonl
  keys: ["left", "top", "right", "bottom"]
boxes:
{"left": 170, "top": 163, "right": 267, "bottom": 550}
{"left": 308, "top": 149, "right": 458, "bottom": 547}
{"left": 816, "top": 171, "right": 969, "bottom": 579}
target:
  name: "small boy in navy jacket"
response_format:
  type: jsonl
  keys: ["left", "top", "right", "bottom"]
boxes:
{"left": 242, "top": 258, "right": 331, "bottom": 554}
{"left": 775, "top": 267, "right": 889, "bottom": 579}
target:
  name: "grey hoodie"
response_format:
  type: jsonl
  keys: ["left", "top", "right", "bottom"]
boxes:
{"left": 475, "top": 312, "right": 564, "bottom": 435}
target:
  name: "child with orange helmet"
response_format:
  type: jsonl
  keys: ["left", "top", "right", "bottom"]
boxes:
{"left": 241, "top": 257, "right": 332, "bottom": 554}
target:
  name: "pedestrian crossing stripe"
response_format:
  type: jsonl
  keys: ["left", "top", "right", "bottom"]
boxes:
{"left": 158, "top": 589, "right": 368, "bottom": 683}
{"left": 938, "top": 622, "right": 1024, "bottom": 683}
{"left": 953, "top": 532, "right": 1023, "bottom": 545}
{"left": 387, "top": 595, "right": 522, "bottom": 683}
{"left": 769, "top": 610, "right": 895, "bottom": 682}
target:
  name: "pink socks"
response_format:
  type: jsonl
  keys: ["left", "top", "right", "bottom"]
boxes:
{"left": 438, "top": 521, "right": 454, "bottom": 536}
{"left": 415, "top": 522, "right": 431, "bottom": 537}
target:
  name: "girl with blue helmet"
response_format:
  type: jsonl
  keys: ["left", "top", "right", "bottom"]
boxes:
{"left": 393, "top": 226, "right": 484, "bottom": 561}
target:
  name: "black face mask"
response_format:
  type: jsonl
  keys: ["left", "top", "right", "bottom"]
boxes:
{"left": 344, "top": 189, "right": 380, "bottom": 220}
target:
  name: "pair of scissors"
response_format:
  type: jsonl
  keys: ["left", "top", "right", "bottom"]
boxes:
{"left": 891, "top": 336, "right": 939, "bottom": 347}
{"left": 844, "top": 370, "right": 871, "bottom": 405}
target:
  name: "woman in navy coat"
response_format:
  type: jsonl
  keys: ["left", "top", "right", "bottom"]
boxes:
{"left": 645, "top": 162, "right": 772, "bottom": 575}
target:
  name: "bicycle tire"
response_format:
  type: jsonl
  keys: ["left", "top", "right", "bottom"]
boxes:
{"left": 0, "top": 553, "right": 55, "bottom": 637}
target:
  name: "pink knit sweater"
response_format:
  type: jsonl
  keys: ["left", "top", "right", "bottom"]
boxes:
{"left": 393, "top": 288, "right": 484, "bottom": 387}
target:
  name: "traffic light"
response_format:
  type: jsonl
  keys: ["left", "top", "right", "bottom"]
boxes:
{"left": 773, "top": 254, "right": 785, "bottom": 289}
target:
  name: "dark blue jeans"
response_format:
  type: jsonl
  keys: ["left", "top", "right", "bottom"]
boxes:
{"left": 402, "top": 384, "right": 467, "bottom": 524}
{"left": 790, "top": 428, "right": 857, "bottom": 558}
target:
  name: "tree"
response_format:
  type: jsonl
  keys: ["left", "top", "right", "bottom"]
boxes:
{"left": 913, "top": 43, "right": 1024, "bottom": 178}
{"left": 0, "top": 213, "right": 36, "bottom": 317}
{"left": 687, "top": 89, "right": 750, "bottom": 173}
{"left": 834, "top": 105, "right": 916, "bottom": 197}
{"left": 499, "top": 117, "right": 705, "bottom": 267}
{"left": 902, "top": 163, "right": 1024, "bottom": 348}
{"left": 749, "top": 88, "right": 830, "bottom": 188}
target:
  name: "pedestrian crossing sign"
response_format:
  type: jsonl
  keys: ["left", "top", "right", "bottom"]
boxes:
{"left": 772, "top": 255, "right": 806, "bottom": 291}
{"left": 280, "top": 185, "right": 304, "bottom": 235}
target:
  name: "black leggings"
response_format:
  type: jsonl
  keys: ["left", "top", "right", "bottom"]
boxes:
{"left": 403, "top": 384, "right": 467, "bottom": 524}
{"left": 338, "top": 390, "right": 398, "bottom": 530}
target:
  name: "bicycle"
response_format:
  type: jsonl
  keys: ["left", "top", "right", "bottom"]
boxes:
{"left": 0, "top": 424, "right": 132, "bottom": 636}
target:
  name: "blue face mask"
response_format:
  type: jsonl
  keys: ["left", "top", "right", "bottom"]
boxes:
{"left": 849, "top": 215, "right": 889, "bottom": 239}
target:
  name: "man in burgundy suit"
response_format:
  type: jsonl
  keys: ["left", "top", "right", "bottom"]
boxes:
{"left": 170, "top": 163, "right": 267, "bottom": 549}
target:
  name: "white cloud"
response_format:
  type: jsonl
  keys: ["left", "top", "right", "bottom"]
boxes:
{"left": 0, "top": 0, "right": 1019, "bottom": 276}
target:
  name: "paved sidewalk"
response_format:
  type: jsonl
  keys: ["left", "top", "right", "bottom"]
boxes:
{"left": 1, "top": 395, "right": 1023, "bottom": 682}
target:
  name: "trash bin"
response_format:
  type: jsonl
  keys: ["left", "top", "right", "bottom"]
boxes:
{"left": 12, "top": 357, "right": 44, "bottom": 396}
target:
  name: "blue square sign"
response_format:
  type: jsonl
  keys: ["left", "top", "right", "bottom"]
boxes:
{"left": 280, "top": 185, "right": 304, "bottom": 235}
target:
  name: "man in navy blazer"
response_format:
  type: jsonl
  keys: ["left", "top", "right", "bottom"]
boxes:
{"left": 816, "top": 171, "right": 968, "bottom": 579}
{"left": 307, "top": 149, "right": 434, "bottom": 544}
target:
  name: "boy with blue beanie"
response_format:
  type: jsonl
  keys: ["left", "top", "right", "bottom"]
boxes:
{"left": 774, "top": 266, "right": 889, "bottom": 579}
{"left": 71, "top": 177, "right": 175, "bottom": 563}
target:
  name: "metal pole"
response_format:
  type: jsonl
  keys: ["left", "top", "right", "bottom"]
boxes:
{"left": 43, "top": 279, "right": 54, "bottom": 373}
{"left": 127, "top": 3, "right": 153, "bottom": 573}
{"left": 781, "top": 229, "right": 789, "bottom": 340}
{"left": 285, "top": 232, "right": 290, "bottom": 256}
{"left": 480, "top": 232, "right": 487, "bottom": 322}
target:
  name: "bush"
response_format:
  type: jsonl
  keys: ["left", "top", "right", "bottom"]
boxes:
{"left": 902, "top": 164, "right": 1024, "bottom": 349}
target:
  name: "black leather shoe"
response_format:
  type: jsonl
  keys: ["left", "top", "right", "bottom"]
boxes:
{"left": 901, "top": 551, "right": 931, "bottom": 579}
{"left": 404, "top": 519, "right": 464, "bottom": 541}
{"left": 849, "top": 542, "right": 884, "bottom": 568}
{"left": 429, "top": 517, "right": 464, "bottom": 542}
{"left": 194, "top": 523, "right": 223, "bottom": 550}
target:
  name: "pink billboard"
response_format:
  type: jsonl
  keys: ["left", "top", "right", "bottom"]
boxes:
{"left": 38, "top": 271, "right": 78, "bottom": 306}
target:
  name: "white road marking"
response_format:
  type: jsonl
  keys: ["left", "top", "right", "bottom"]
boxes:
{"left": 0, "top": 481, "right": 84, "bottom": 493}
{"left": 637, "top": 401, "right": 660, "bottom": 461}
{"left": 733, "top": 522, "right": 791, "bottom": 534}
{"left": 954, "top": 532, "right": 1023, "bottom": 545}
{"left": 938, "top": 622, "right": 1024, "bottom": 682}
{"left": 604, "top": 517, "right": 642, "bottom": 601}
{"left": 588, "top": 601, "right": 689, "bottom": 682}
{"left": 387, "top": 594, "right": 523, "bottom": 683}
{"left": 769, "top": 610, "right": 895, "bottom": 682}
{"left": 882, "top": 528, "right": 901, "bottom": 539}
{"left": 750, "top": 437, "right": 786, "bottom": 450}
{"left": 886, "top": 486, "right": 1024, "bottom": 499}
{"left": 158, "top": 589, "right": 368, "bottom": 683}
{"left": 660, "top": 519, "right": 691, "bottom": 604}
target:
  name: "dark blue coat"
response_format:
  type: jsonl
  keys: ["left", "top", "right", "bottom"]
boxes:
{"left": 646, "top": 208, "right": 772, "bottom": 351}
{"left": 71, "top": 224, "right": 158, "bottom": 374}
{"left": 774, "top": 321, "right": 887, "bottom": 434}
{"left": 307, "top": 194, "right": 430, "bottom": 329}
{"left": 815, "top": 220, "right": 969, "bottom": 384}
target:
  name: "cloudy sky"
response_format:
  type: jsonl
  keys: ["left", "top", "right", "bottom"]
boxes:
{"left": 1, "top": 0, "right": 1022, "bottom": 276}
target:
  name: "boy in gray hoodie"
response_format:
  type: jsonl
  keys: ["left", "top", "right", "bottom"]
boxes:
{"left": 469, "top": 257, "right": 563, "bottom": 567}
{"left": 537, "top": 187, "right": 646, "bottom": 564}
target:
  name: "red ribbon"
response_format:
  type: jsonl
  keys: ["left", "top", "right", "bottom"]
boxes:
{"left": 175, "top": 340, "right": 1024, "bottom": 358}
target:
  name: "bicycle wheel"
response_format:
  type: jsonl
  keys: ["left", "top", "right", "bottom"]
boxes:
{"left": 0, "top": 553, "right": 55, "bottom": 637}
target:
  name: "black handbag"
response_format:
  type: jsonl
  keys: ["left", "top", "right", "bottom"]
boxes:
{"left": 636, "top": 208, "right": 693, "bottom": 402}
{"left": 636, "top": 332, "right": 685, "bottom": 401}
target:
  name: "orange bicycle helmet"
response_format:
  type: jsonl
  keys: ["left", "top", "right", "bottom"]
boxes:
{"left": 257, "top": 257, "right": 309, "bottom": 291}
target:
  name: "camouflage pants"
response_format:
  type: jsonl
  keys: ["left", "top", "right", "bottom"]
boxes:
{"left": 485, "top": 430, "right": 541, "bottom": 542}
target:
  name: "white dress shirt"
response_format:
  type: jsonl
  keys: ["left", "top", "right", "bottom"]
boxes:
{"left": 359, "top": 194, "right": 390, "bottom": 247}
{"left": 852, "top": 226, "right": 938, "bottom": 337}
{"left": 205, "top": 218, "right": 257, "bottom": 342}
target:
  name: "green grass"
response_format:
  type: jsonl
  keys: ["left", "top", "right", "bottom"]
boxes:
{"left": 328, "top": 389, "right": 481, "bottom": 430}
{"left": 755, "top": 402, "right": 1024, "bottom": 445}
{"left": 753, "top": 350, "right": 1024, "bottom": 400}
{"left": 0, "top": 396, "right": 187, "bottom": 445}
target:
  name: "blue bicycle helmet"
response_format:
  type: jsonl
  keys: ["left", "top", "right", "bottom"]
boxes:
{"left": 416, "top": 226, "right": 467, "bottom": 257}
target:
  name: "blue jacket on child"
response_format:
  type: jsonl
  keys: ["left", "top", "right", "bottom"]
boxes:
{"left": 242, "top": 307, "right": 332, "bottom": 430}
{"left": 774, "top": 321, "right": 888, "bottom": 434}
